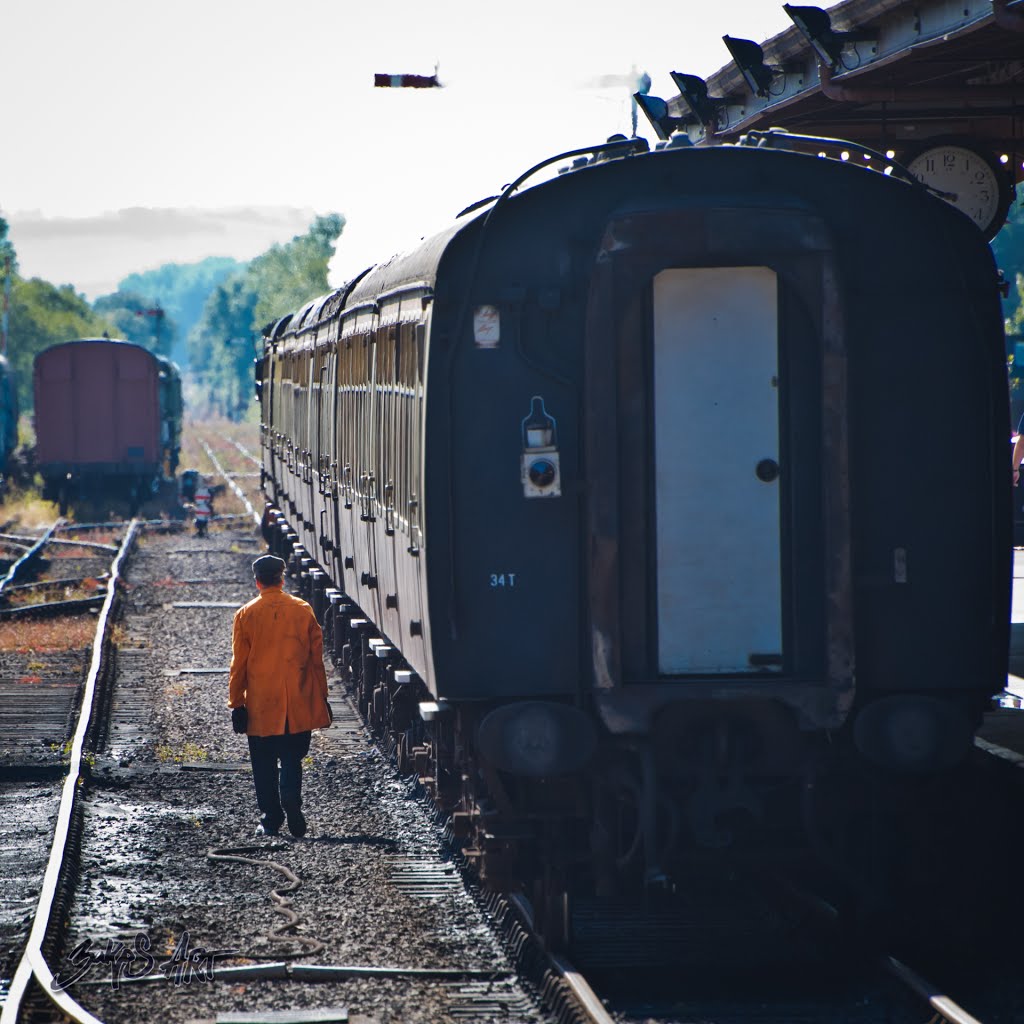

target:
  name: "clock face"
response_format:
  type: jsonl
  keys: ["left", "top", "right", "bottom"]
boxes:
{"left": 904, "top": 142, "right": 1010, "bottom": 239}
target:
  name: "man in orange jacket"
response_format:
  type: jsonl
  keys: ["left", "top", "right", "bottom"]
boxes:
{"left": 229, "top": 554, "right": 332, "bottom": 837}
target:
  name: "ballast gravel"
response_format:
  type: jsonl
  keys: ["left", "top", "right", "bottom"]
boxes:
{"left": 61, "top": 526, "right": 549, "bottom": 1024}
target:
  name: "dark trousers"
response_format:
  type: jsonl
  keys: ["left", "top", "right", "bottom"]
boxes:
{"left": 247, "top": 732, "right": 311, "bottom": 828}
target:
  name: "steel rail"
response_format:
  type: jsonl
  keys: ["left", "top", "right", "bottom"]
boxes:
{"left": 0, "top": 520, "right": 61, "bottom": 597}
{"left": 74, "top": 961, "right": 511, "bottom": 986}
{"left": 503, "top": 893, "right": 618, "bottom": 1024}
{"left": 748, "top": 866, "right": 990, "bottom": 1023}
{"left": 0, "top": 520, "right": 139, "bottom": 1024}
{"left": 769, "top": 870, "right": 988, "bottom": 1023}
{"left": 0, "top": 534, "right": 118, "bottom": 553}
{"left": 55, "top": 521, "right": 134, "bottom": 532}
{"left": 0, "top": 596, "right": 106, "bottom": 620}
{"left": 40, "top": 538, "right": 119, "bottom": 553}
{"left": 198, "top": 438, "right": 260, "bottom": 525}
{"left": 55, "top": 516, "right": 189, "bottom": 532}
{"left": 882, "top": 957, "right": 984, "bottom": 1024}
{"left": 975, "top": 735, "right": 1024, "bottom": 767}
{"left": 228, "top": 437, "right": 261, "bottom": 468}
{"left": 2, "top": 574, "right": 108, "bottom": 594}
{"left": 546, "top": 954, "right": 618, "bottom": 1024}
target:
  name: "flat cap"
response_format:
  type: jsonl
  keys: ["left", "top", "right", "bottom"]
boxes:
{"left": 252, "top": 554, "right": 286, "bottom": 579}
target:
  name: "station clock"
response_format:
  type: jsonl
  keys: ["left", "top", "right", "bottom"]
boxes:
{"left": 902, "top": 137, "right": 1013, "bottom": 240}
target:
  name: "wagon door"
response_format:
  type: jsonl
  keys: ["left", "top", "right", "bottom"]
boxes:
{"left": 336, "top": 327, "right": 360, "bottom": 598}
{"left": 653, "top": 267, "right": 781, "bottom": 673}
{"left": 324, "top": 340, "right": 345, "bottom": 584}
{"left": 374, "top": 318, "right": 401, "bottom": 644}
{"left": 585, "top": 205, "right": 851, "bottom": 710}
{"left": 261, "top": 343, "right": 277, "bottom": 502}
{"left": 356, "top": 323, "right": 383, "bottom": 624}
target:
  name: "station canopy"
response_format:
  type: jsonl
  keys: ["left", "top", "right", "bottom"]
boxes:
{"left": 654, "top": 0, "right": 1024, "bottom": 237}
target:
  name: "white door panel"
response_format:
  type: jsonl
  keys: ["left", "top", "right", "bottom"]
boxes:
{"left": 654, "top": 267, "right": 782, "bottom": 674}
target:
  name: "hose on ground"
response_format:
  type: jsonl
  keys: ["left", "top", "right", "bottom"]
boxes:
{"left": 207, "top": 844, "right": 325, "bottom": 958}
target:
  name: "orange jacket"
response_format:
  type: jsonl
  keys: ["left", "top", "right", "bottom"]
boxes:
{"left": 228, "top": 585, "right": 331, "bottom": 737}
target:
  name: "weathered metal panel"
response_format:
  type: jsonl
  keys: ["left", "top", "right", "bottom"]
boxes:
{"left": 34, "top": 339, "right": 161, "bottom": 470}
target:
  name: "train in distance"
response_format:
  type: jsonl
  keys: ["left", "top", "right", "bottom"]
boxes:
{"left": 33, "top": 338, "right": 182, "bottom": 513}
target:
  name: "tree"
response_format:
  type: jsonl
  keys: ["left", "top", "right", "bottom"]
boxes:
{"left": 0, "top": 216, "right": 17, "bottom": 354}
{"left": 0, "top": 216, "right": 15, "bottom": 268}
{"left": 189, "top": 214, "right": 344, "bottom": 419}
{"left": 251, "top": 213, "right": 345, "bottom": 328}
{"left": 6, "top": 278, "right": 113, "bottom": 410}
{"left": 0, "top": 216, "right": 15, "bottom": 269}
{"left": 190, "top": 277, "right": 259, "bottom": 418}
{"left": 115, "top": 256, "right": 243, "bottom": 367}
{"left": 93, "top": 291, "right": 178, "bottom": 358}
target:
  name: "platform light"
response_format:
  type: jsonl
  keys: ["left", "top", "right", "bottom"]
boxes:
{"left": 723, "top": 35, "right": 775, "bottom": 97}
{"left": 634, "top": 93, "right": 689, "bottom": 140}
{"left": 782, "top": 4, "right": 877, "bottom": 69}
{"left": 669, "top": 72, "right": 725, "bottom": 128}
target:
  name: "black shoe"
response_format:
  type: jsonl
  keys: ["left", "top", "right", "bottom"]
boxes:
{"left": 256, "top": 816, "right": 282, "bottom": 837}
{"left": 283, "top": 802, "right": 307, "bottom": 838}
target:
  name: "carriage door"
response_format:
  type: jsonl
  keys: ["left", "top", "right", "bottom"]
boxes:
{"left": 653, "top": 266, "right": 782, "bottom": 675}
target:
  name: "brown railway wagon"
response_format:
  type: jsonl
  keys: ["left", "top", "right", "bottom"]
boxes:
{"left": 33, "top": 338, "right": 181, "bottom": 509}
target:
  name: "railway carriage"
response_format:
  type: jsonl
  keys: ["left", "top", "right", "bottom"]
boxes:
{"left": 260, "top": 134, "right": 1010, "bottom": 909}
{"left": 34, "top": 338, "right": 182, "bottom": 511}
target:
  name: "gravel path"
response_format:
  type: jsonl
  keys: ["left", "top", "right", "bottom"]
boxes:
{"left": 61, "top": 525, "right": 548, "bottom": 1024}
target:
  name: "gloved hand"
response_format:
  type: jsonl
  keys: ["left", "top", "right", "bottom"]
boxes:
{"left": 231, "top": 707, "right": 248, "bottom": 734}
{"left": 325, "top": 699, "right": 334, "bottom": 725}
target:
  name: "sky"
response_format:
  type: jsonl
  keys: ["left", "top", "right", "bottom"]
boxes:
{"left": 2, "top": 0, "right": 798, "bottom": 299}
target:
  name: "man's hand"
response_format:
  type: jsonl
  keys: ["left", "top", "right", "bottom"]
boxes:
{"left": 231, "top": 707, "right": 248, "bottom": 734}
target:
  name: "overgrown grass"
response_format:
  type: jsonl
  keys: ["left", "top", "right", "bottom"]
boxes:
{"left": 5, "top": 578, "right": 104, "bottom": 607}
{"left": 0, "top": 485, "right": 61, "bottom": 529}
{"left": 48, "top": 740, "right": 96, "bottom": 768}
{"left": 0, "top": 616, "right": 96, "bottom": 653}
{"left": 155, "top": 741, "right": 209, "bottom": 763}
{"left": 51, "top": 544, "right": 113, "bottom": 558}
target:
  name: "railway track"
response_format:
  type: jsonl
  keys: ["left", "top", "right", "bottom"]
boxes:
{"left": 541, "top": 857, "right": 1022, "bottom": 1024}
{"left": 196, "top": 438, "right": 260, "bottom": 526}
{"left": 182, "top": 427, "right": 264, "bottom": 529}
{"left": 0, "top": 523, "right": 133, "bottom": 772}
{"left": 0, "top": 521, "right": 139, "bottom": 1024}
{"left": 0, "top": 523, "right": 121, "bottom": 623}
{"left": 1, "top": 519, "right": 553, "bottom": 1024}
